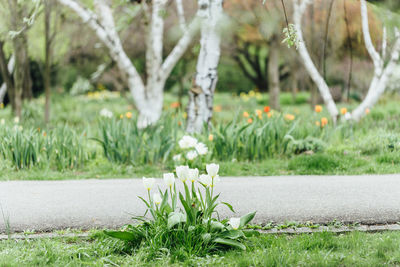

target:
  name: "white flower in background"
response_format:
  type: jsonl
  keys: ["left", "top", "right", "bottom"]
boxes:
{"left": 178, "top": 135, "right": 198, "bottom": 149}
{"left": 142, "top": 177, "right": 156, "bottom": 191}
{"left": 176, "top": 165, "right": 189, "bottom": 183}
{"left": 188, "top": 168, "right": 199, "bottom": 183}
{"left": 344, "top": 112, "right": 352, "bottom": 121}
{"left": 206, "top": 163, "right": 219, "bottom": 178}
{"left": 199, "top": 174, "right": 212, "bottom": 187}
{"left": 163, "top": 173, "right": 175, "bottom": 187}
{"left": 229, "top": 218, "right": 241, "bottom": 230}
{"left": 100, "top": 108, "right": 113, "bottom": 118}
{"left": 173, "top": 154, "right": 182, "bottom": 162}
{"left": 186, "top": 150, "right": 198, "bottom": 161}
{"left": 195, "top": 142, "right": 208, "bottom": 155}
{"left": 0, "top": 119, "right": 5, "bottom": 125}
{"left": 153, "top": 193, "right": 162, "bottom": 205}
{"left": 13, "top": 117, "right": 19, "bottom": 124}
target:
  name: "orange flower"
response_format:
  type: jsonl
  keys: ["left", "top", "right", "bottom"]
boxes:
{"left": 178, "top": 121, "right": 182, "bottom": 126}
{"left": 214, "top": 105, "right": 222, "bottom": 112}
{"left": 243, "top": 111, "right": 249, "bottom": 118}
{"left": 284, "top": 114, "right": 295, "bottom": 121}
{"left": 208, "top": 134, "right": 214, "bottom": 141}
{"left": 263, "top": 106, "right": 270, "bottom": 113}
{"left": 125, "top": 112, "right": 133, "bottom": 119}
{"left": 43, "top": 131, "right": 47, "bottom": 137}
{"left": 247, "top": 118, "right": 253, "bottom": 124}
{"left": 255, "top": 109, "right": 262, "bottom": 119}
{"left": 170, "top": 102, "right": 180, "bottom": 108}
{"left": 267, "top": 112, "right": 273, "bottom": 118}
{"left": 315, "top": 121, "right": 321, "bottom": 127}
{"left": 340, "top": 107, "right": 347, "bottom": 115}
{"left": 365, "top": 108, "right": 370, "bottom": 115}
{"left": 315, "top": 105, "right": 323, "bottom": 113}
{"left": 321, "top": 117, "right": 328, "bottom": 127}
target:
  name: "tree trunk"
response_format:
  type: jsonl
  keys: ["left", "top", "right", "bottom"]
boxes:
{"left": 0, "top": 46, "right": 14, "bottom": 106}
{"left": 268, "top": 37, "right": 280, "bottom": 110}
{"left": 293, "top": 0, "right": 339, "bottom": 123}
{"left": 186, "top": 0, "right": 223, "bottom": 133}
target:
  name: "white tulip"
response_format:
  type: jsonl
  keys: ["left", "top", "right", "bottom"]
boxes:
{"left": 153, "top": 193, "right": 162, "bottom": 205}
{"left": 195, "top": 142, "right": 208, "bottom": 155}
{"left": 13, "top": 117, "right": 19, "bottom": 124}
{"left": 199, "top": 174, "right": 212, "bottom": 187}
{"left": 229, "top": 217, "right": 241, "bottom": 230}
{"left": 186, "top": 150, "right": 198, "bottom": 161}
{"left": 173, "top": 154, "right": 182, "bottom": 162}
{"left": 176, "top": 165, "right": 189, "bottom": 183}
{"left": 163, "top": 173, "right": 175, "bottom": 187}
{"left": 178, "top": 135, "right": 198, "bottom": 149}
{"left": 100, "top": 108, "right": 113, "bottom": 118}
{"left": 344, "top": 112, "right": 352, "bottom": 121}
{"left": 206, "top": 163, "right": 219, "bottom": 178}
{"left": 142, "top": 177, "right": 156, "bottom": 191}
{"left": 188, "top": 168, "right": 199, "bottom": 183}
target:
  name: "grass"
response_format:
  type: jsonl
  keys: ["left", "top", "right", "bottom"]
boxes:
{"left": 1, "top": 231, "right": 400, "bottom": 266}
{"left": 1, "top": 91, "right": 400, "bottom": 180}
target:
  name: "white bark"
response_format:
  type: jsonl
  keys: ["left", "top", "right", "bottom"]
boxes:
{"left": 351, "top": 0, "right": 400, "bottom": 121}
{"left": 293, "top": 0, "right": 339, "bottom": 123}
{"left": 175, "top": 0, "right": 187, "bottom": 32}
{"left": 186, "top": 0, "right": 223, "bottom": 133}
{"left": 57, "top": 0, "right": 201, "bottom": 127}
{"left": 0, "top": 54, "right": 15, "bottom": 103}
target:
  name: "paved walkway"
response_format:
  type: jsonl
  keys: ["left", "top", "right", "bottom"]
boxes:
{"left": 1, "top": 175, "right": 400, "bottom": 233}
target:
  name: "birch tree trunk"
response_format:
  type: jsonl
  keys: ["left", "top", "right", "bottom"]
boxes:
{"left": 268, "top": 36, "right": 280, "bottom": 110}
{"left": 57, "top": 0, "right": 202, "bottom": 128}
{"left": 351, "top": 0, "right": 400, "bottom": 121}
{"left": 186, "top": 0, "right": 223, "bottom": 133}
{"left": 293, "top": 0, "right": 339, "bottom": 124}
{"left": 0, "top": 54, "right": 14, "bottom": 104}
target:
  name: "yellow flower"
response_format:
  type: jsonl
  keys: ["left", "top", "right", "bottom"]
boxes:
{"left": 340, "top": 107, "right": 347, "bottom": 115}
{"left": 321, "top": 117, "right": 328, "bottom": 127}
{"left": 183, "top": 112, "right": 187, "bottom": 119}
{"left": 248, "top": 90, "right": 255, "bottom": 97}
{"left": 315, "top": 105, "right": 322, "bottom": 113}
{"left": 284, "top": 114, "right": 295, "bottom": 121}
{"left": 208, "top": 134, "right": 214, "bottom": 141}
{"left": 120, "top": 114, "right": 124, "bottom": 119}
{"left": 315, "top": 121, "right": 320, "bottom": 127}
{"left": 267, "top": 112, "right": 273, "bottom": 118}
{"left": 0, "top": 103, "right": 3, "bottom": 109}
{"left": 243, "top": 111, "right": 249, "bottom": 118}
{"left": 255, "top": 109, "right": 262, "bottom": 118}
{"left": 125, "top": 112, "right": 132, "bottom": 119}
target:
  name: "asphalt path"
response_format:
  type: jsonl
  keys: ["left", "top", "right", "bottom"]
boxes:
{"left": 1, "top": 175, "right": 400, "bottom": 233}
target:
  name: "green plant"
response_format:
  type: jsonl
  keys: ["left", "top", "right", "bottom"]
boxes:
{"left": 105, "top": 163, "right": 257, "bottom": 259}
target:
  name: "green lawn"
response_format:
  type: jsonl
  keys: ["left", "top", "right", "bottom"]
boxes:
{"left": 1, "top": 91, "right": 400, "bottom": 180}
{"left": 1, "top": 231, "right": 400, "bottom": 266}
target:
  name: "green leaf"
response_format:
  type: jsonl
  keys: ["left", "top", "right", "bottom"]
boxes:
{"left": 210, "top": 220, "right": 225, "bottom": 232}
{"left": 222, "top": 229, "right": 245, "bottom": 239}
{"left": 221, "top": 202, "right": 235, "bottom": 213}
{"left": 179, "top": 192, "right": 194, "bottom": 224}
{"left": 240, "top": 211, "right": 256, "bottom": 227}
{"left": 213, "top": 238, "right": 246, "bottom": 250}
{"left": 104, "top": 230, "right": 136, "bottom": 241}
{"left": 167, "top": 211, "right": 186, "bottom": 229}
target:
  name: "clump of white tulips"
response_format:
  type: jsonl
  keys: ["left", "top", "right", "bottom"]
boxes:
{"left": 105, "top": 163, "right": 257, "bottom": 254}
{"left": 173, "top": 135, "right": 209, "bottom": 165}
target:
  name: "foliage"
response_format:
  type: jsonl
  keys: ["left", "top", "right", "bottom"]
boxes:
{"left": 105, "top": 164, "right": 257, "bottom": 259}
